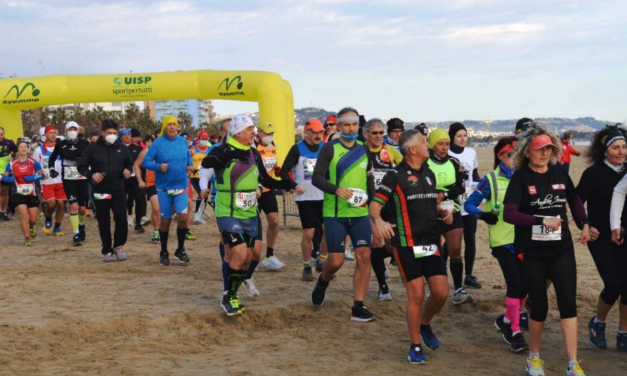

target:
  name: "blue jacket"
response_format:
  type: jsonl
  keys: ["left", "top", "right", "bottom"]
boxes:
{"left": 142, "top": 135, "right": 192, "bottom": 190}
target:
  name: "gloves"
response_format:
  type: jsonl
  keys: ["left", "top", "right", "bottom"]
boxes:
{"left": 479, "top": 212, "right": 498, "bottom": 225}
{"left": 49, "top": 169, "right": 59, "bottom": 179}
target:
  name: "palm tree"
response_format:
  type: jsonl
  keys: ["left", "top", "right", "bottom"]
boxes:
{"left": 124, "top": 103, "right": 141, "bottom": 126}
{"left": 177, "top": 112, "right": 194, "bottom": 134}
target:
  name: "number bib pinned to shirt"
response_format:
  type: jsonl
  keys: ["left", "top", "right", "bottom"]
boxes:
{"left": 532, "top": 216, "right": 562, "bottom": 241}
{"left": 64, "top": 166, "right": 85, "bottom": 180}
{"left": 347, "top": 188, "right": 368, "bottom": 208}
{"left": 305, "top": 158, "right": 317, "bottom": 177}
{"left": 167, "top": 189, "right": 185, "bottom": 196}
{"left": 235, "top": 191, "right": 257, "bottom": 211}
{"left": 263, "top": 157, "right": 277, "bottom": 173}
{"left": 94, "top": 193, "right": 112, "bottom": 200}
{"left": 16, "top": 183, "right": 34, "bottom": 196}
{"left": 413, "top": 244, "right": 438, "bottom": 258}
{"left": 373, "top": 170, "right": 387, "bottom": 189}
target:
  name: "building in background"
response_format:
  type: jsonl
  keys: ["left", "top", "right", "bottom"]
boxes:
{"left": 144, "top": 101, "right": 156, "bottom": 120}
{"left": 155, "top": 99, "right": 216, "bottom": 128}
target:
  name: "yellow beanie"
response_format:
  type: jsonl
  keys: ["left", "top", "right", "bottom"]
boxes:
{"left": 428, "top": 128, "right": 450, "bottom": 149}
{"left": 160, "top": 115, "right": 179, "bottom": 136}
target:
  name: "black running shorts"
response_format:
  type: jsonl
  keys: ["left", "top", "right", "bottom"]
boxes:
{"left": 393, "top": 246, "right": 447, "bottom": 283}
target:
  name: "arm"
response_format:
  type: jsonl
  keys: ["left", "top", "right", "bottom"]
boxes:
{"left": 135, "top": 149, "right": 147, "bottom": 185}
{"left": 312, "top": 143, "right": 340, "bottom": 195}
{"left": 199, "top": 168, "right": 214, "bottom": 190}
{"left": 77, "top": 146, "right": 93, "bottom": 179}
{"left": 254, "top": 149, "right": 294, "bottom": 190}
{"left": 201, "top": 144, "right": 242, "bottom": 169}
{"left": 575, "top": 168, "right": 593, "bottom": 205}
{"left": 370, "top": 171, "right": 398, "bottom": 239}
{"left": 141, "top": 143, "right": 160, "bottom": 171}
{"left": 278, "top": 145, "right": 300, "bottom": 186}
{"left": 503, "top": 203, "right": 544, "bottom": 226}
{"left": 472, "top": 168, "right": 480, "bottom": 182}
{"left": 610, "top": 174, "right": 627, "bottom": 230}
{"left": 464, "top": 176, "right": 491, "bottom": 218}
{"left": 48, "top": 144, "right": 61, "bottom": 170}
{"left": 566, "top": 174, "right": 588, "bottom": 228}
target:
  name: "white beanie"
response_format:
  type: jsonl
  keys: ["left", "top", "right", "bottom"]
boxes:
{"left": 229, "top": 114, "right": 254, "bottom": 136}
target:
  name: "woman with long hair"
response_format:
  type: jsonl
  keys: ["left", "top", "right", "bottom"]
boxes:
{"left": 503, "top": 124, "right": 592, "bottom": 376}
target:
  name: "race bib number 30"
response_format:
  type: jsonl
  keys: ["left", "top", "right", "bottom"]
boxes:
{"left": 532, "top": 216, "right": 562, "bottom": 241}
{"left": 347, "top": 188, "right": 368, "bottom": 208}
{"left": 236, "top": 191, "right": 257, "bottom": 210}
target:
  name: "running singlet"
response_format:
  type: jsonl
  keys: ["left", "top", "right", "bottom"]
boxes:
{"left": 427, "top": 158, "right": 459, "bottom": 211}
{"left": 214, "top": 148, "right": 261, "bottom": 219}
{"left": 0, "top": 139, "right": 17, "bottom": 174}
{"left": 190, "top": 143, "right": 210, "bottom": 178}
{"left": 323, "top": 139, "right": 370, "bottom": 218}
{"left": 32, "top": 144, "right": 62, "bottom": 185}
{"left": 448, "top": 147, "right": 478, "bottom": 216}
{"left": 373, "top": 161, "right": 440, "bottom": 249}
{"left": 255, "top": 141, "right": 277, "bottom": 193}
{"left": 292, "top": 141, "right": 324, "bottom": 202}
{"left": 6, "top": 157, "right": 41, "bottom": 196}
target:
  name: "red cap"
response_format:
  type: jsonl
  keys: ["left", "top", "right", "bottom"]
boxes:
{"left": 304, "top": 118, "right": 324, "bottom": 132}
{"left": 325, "top": 115, "right": 337, "bottom": 125}
{"left": 530, "top": 135, "right": 557, "bottom": 150}
{"left": 44, "top": 125, "right": 57, "bottom": 134}
{"left": 498, "top": 140, "right": 517, "bottom": 154}
{"left": 198, "top": 130, "right": 209, "bottom": 140}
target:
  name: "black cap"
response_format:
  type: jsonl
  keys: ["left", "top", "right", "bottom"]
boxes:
{"left": 448, "top": 122, "right": 466, "bottom": 140}
{"left": 387, "top": 118, "right": 405, "bottom": 133}
{"left": 131, "top": 128, "right": 141, "bottom": 138}
{"left": 515, "top": 117, "right": 534, "bottom": 133}
{"left": 414, "top": 123, "right": 428, "bottom": 136}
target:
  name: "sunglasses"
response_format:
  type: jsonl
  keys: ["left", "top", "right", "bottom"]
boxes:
{"left": 368, "top": 131, "right": 385, "bottom": 135}
{"left": 325, "top": 123, "right": 336, "bottom": 127}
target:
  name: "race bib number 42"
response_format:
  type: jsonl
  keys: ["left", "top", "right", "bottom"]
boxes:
{"left": 236, "top": 191, "right": 257, "bottom": 211}
{"left": 413, "top": 244, "right": 438, "bottom": 258}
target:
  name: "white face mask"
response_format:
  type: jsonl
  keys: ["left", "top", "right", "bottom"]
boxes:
{"left": 105, "top": 134, "right": 117, "bottom": 144}
{"left": 262, "top": 135, "right": 273, "bottom": 146}
{"left": 199, "top": 140, "right": 208, "bottom": 147}
{"left": 67, "top": 131, "right": 78, "bottom": 140}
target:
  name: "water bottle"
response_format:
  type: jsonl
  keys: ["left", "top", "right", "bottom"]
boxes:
{"left": 492, "top": 201, "right": 501, "bottom": 215}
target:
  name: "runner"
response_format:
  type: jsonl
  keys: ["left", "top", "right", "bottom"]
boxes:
{"left": 190, "top": 130, "right": 211, "bottom": 224}
{"left": 134, "top": 136, "right": 160, "bottom": 243}
{"left": 426, "top": 128, "right": 473, "bottom": 305}
{"left": 363, "top": 118, "right": 403, "bottom": 300}
{"left": 2, "top": 138, "right": 44, "bottom": 245}
{"left": 515, "top": 118, "right": 535, "bottom": 135}
{"left": 414, "top": 123, "right": 428, "bottom": 136}
{"left": 33, "top": 125, "right": 67, "bottom": 236}
{"left": 447, "top": 122, "right": 482, "bottom": 289}
{"left": 202, "top": 114, "right": 294, "bottom": 316}
{"left": 142, "top": 115, "right": 194, "bottom": 266}
{"left": 310, "top": 107, "right": 377, "bottom": 322}
{"left": 126, "top": 128, "right": 147, "bottom": 233}
{"left": 279, "top": 118, "right": 328, "bottom": 281}
{"left": 465, "top": 136, "right": 530, "bottom": 352}
{"left": 0, "top": 126, "right": 17, "bottom": 221}
{"left": 558, "top": 132, "right": 581, "bottom": 175}
{"left": 48, "top": 121, "right": 90, "bottom": 246}
{"left": 323, "top": 115, "right": 337, "bottom": 142}
{"left": 78, "top": 119, "right": 133, "bottom": 262}
{"left": 503, "top": 125, "right": 591, "bottom": 376}
{"left": 371, "top": 129, "right": 451, "bottom": 364}
{"left": 383, "top": 117, "right": 404, "bottom": 151}
{"left": 583, "top": 125, "right": 627, "bottom": 353}
{"left": 254, "top": 120, "right": 284, "bottom": 271}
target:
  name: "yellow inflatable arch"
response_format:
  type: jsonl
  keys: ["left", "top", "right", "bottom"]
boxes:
{"left": 0, "top": 70, "right": 295, "bottom": 162}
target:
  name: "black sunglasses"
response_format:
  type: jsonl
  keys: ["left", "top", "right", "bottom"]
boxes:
{"left": 369, "top": 131, "right": 385, "bottom": 135}
{"left": 325, "top": 123, "right": 336, "bottom": 127}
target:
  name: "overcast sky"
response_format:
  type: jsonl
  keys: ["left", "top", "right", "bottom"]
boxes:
{"left": 1, "top": 0, "right": 625, "bottom": 122}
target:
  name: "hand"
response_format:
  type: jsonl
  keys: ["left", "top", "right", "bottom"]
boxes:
{"left": 256, "top": 187, "right": 262, "bottom": 199}
{"left": 441, "top": 209, "right": 453, "bottom": 225}
{"left": 123, "top": 169, "right": 131, "bottom": 179}
{"left": 375, "top": 218, "right": 396, "bottom": 240}
{"left": 187, "top": 165, "right": 195, "bottom": 174}
{"left": 295, "top": 185, "right": 306, "bottom": 196}
{"left": 92, "top": 173, "right": 104, "bottom": 183}
{"left": 336, "top": 187, "right": 353, "bottom": 200}
{"left": 611, "top": 228, "right": 624, "bottom": 245}
{"left": 138, "top": 181, "right": 146, "bottom": 189}
{"left": 273, "top": 165, "right": 281, "bottom": 175}
{"left": 437, "top": 192, "right": 445, "bottom": 203}
{"left": 160, "top": 163, "right": 168, "bottom": 172}
{"left": 49, "top": 169, "right": 59, "bottom": 179}
{"left": 544, "top": 217, "right": 563, "bottom": 231}
{"left": 200, "top": 189, "right": 210, "bottom": 199}
{"left": 589, "top": 226, "right": 599, "bottom": 242}
{"left": 479, "top": 212, "right": 498, "bottom": 225}
{"left": 579, "top": 224, "right": 591, "bottom": 244}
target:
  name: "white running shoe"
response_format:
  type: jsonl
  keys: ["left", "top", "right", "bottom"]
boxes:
{"left": 344, "top": 249, "right": 355, "bottom": 261}
{"left": 193, "top": 212, "right": 207, "bottom": 224}
{"left": 384, "top": 264, "right": 390, "bottom": 279}
{"left": 378, "top": 289, "right": 392, "bottom": 301}
{"left": 453, "top": 287, "right": 474, "bottom": 305}
{"left": 261, "top": 255, "right": 285, "bottom": 270}
{"left": 140, "top": 216, "right": 151, "bottom": 226}
{"left": 526, "top": 357, "right": 545, "bottom": 376}
{"left": 127, "top": 215, "right": 134, "bottom": 226}
{"left": 243, "top": 279, "right": 259, "bottom": 297}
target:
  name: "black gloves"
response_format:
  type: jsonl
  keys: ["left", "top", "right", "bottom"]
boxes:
{"left": 479, "top": 212, "right": 498, "bottom": 225}
{"left": 49, "top": 169, "right": 59, "bottom": 179}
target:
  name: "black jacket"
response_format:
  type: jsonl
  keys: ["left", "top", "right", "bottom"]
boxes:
{"left": 78, "top": 137, "right": 133, "bottom": 194}
{"left": 48, "top": 138, "right": 90, "bottom": 177}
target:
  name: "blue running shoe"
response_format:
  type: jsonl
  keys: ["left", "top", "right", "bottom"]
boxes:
{"left": 617, "top": 333, "right": 627, "bottom": 353}
{"left": 408, "top": 343, "right": 427, "bottom": 364}
{"left": 588, "top": 316, "right": 607, "bottom": 349}
{"left": 420, "top": 324, "right": 440, "bottom": 350}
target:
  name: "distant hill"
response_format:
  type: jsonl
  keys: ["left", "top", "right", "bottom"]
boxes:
{"left": 294, "top": 107, "right": 336, "bottom": 125}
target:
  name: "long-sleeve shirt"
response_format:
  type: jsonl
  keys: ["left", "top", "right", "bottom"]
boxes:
{"left": 610, "top": 169, "right": 627, "bottom": 230}
{"left": 141, "top": 135, "right": 192, "bottom": 190}
{"left": 578, "top": 162, "right": 627, "bottom": 235}
{"left": 77, "top": 137, "right": 133, "bottom": 194}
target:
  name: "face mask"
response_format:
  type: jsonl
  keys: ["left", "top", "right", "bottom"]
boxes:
{"left": 199, "top": 140, "right": 208, "bottom": 147}
{"left": 341, "top": 133, "right": 359, "bottom": 142}
{"left": 105, "top": 135, "right": 117, "bottom": 144}
{"left": 262, "top": 135, "right": 274, "bottom": 145}
{"left": 67, "top": 131, "right": 78, "bottom": 140}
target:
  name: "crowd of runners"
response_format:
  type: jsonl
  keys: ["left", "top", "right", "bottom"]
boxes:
{"left": 1, "top": 110, "right": 626, "bottom": 376}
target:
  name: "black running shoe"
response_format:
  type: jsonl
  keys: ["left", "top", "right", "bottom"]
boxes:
{"left": 78, "top": 224, "right": 86, "bottom": 241}
{"left": 311, "top": 274, "right": 329, "bottom": 306}
{"left": 160, "top": 252, "right": 170, "bottom": 266}
{"left": 174, "top": 248, "right": 190, "bottom": 263}
{"left": 301, "top": 267, "right": 314, "bottom": 282}
{"left": 134, "top": 225, "right": 145, "bottom": 234}
{"left": 520, "top": 311, "right": 529, "bottom": 330}
{"left": 510, "top": 332, "right": 529, "bottom": 353}
{"left": 220, "top": 294, "right": 243, "bottom": 316}
{"left": 310, "top": 248, "right": 321, "bottom": 261}
{"left": 72, "top": 233, "right": 82, "bottom": 247}
{"left": 589, "top": 316, "right": 607, "bottom": 349}
{"left": 494, "top": 314, "right": 513, "bottom": 344}
{"left": 463, "top": 275, "right": 482, "bottom": 289}
{"left": 351, "top": 304, "right": 376, "bottom": 322}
